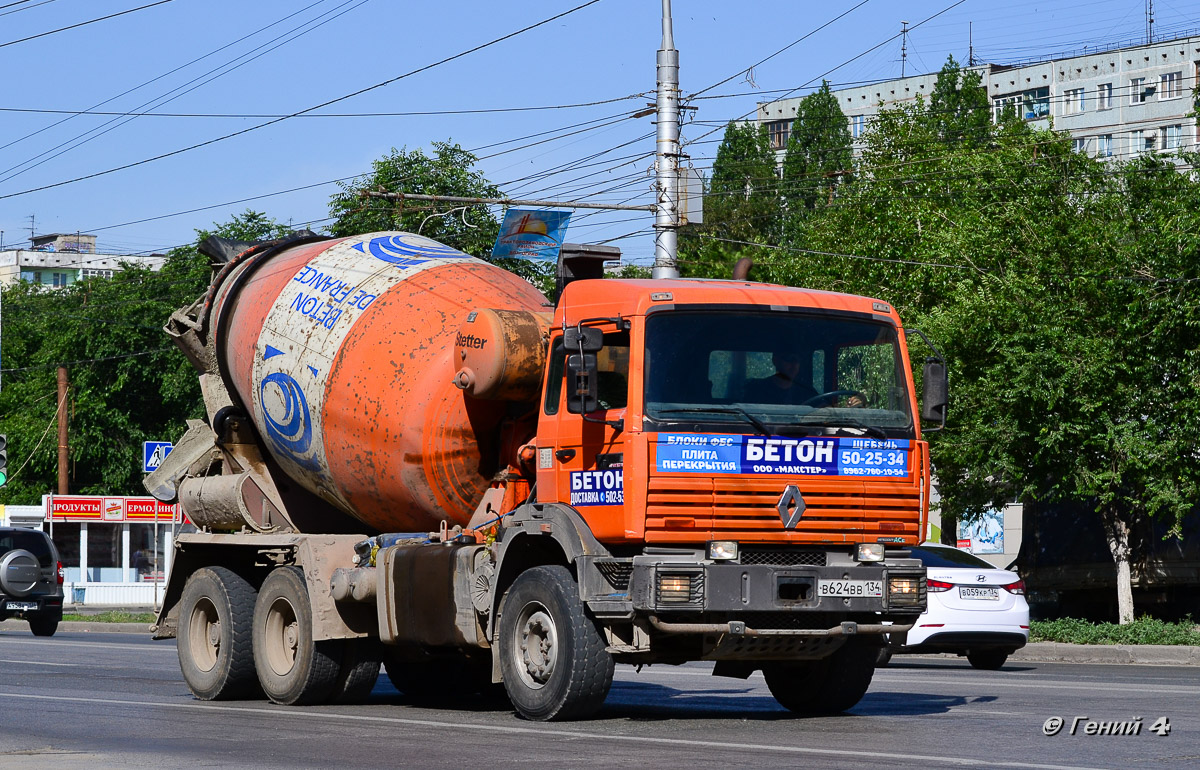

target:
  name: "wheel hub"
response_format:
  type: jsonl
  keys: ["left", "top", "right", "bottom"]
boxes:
{"left": 518, "top": 609, "right": 558, "bottom": 687}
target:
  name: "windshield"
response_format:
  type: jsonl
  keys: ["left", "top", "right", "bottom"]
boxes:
{"left": 644, "top": 310, "right": 913, "bottom": 437}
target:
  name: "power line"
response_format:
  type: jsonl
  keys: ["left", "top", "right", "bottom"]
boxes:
{"left": 690, "top": 0, "right": 875, "bottom": 99}
{"left": 0, "top": 93, "right": 648, "bottom": 120}
{"left": 0, "top": 0, "right": 370, "bottom": 186}
{"left": 0, "top": 0, "right": 332, "bottom": 155}
{"left": 0, "top": 0, "right": 605, "bottom": 202}
{"left": 0, "top": 0, "right": 173, "bottom": 49}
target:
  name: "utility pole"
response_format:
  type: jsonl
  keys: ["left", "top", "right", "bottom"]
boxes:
{"left": 652, "top": 0, "right": 681, "bottom": 279}
{"left": 57, "top": 366, "right": 69, "bottom": 495}
{"left": 900, "top": 21, "right": 909, "bottom": 78}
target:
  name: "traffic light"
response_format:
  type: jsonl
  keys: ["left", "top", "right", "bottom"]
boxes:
{"left": 0, "top": 434, "right": 7, "bottom": 487}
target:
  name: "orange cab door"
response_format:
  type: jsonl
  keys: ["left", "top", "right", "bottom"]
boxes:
{"left": 537, "top": 328, "right": 629, "bottom": 541}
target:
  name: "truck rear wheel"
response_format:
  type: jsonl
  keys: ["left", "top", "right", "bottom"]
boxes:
{"left": 763, "top": 640, "right": 877, "bottom": 715}
{"left": 177, "top": 567, "right": 259, "bottom": 700}
{"left": 383, "top": 652, "right": 504, "bottom": 703}
{"left": 329, "top": 639, "right": 381, "bottom": 704}
{"left": 498, "top": 565, "right": 613, "bottom": 721}
{"left": 252, "top": 566, "right": 341, "bottom": 705}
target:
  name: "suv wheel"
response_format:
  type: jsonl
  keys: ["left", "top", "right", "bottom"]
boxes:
{"left": 27, "top": 613, "right": 59, "bottom": 637}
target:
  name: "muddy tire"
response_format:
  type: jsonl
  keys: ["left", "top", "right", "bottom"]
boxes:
{"left": 764, "top": 640, "right": 877, "bottom": 715}
{"left": 252, "top": 566, "right": 341, "bottom": 705}
{"left": 498, "top": 565, "right": 613, "bottom": 721}
{"left": 177, "top": 567, "right": 259, "bottom": 700}
{"left": 328, "top": 638, "right": 381, "bottom": 704}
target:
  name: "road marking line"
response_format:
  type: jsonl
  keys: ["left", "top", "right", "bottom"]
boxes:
{"left": 0, "top": 659, "right": 81, "bottom": 668}
{"left": 0, "top": 691, "right": 1113, "bottom": 770}
{"left": 617, "top": 667, "right": 1200, "bottom": 695}
{"left": 871, "top": 674, "right": 1200, "bottom": 695}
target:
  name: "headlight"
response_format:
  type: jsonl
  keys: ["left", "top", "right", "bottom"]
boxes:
{"left": 708, "top": 541, "right": 739, "bottom": 560}
{"left": 856, "top": 542, "right": 885, "bottom": 562}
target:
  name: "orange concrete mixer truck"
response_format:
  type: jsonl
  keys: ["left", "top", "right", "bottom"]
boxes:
{"left": 145, "top": 230, "right": 943, "bottom": 721}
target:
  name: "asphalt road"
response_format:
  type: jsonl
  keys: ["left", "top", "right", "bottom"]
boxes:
{"left": 0, "top": 629, "right": 1196, "bottom": 769}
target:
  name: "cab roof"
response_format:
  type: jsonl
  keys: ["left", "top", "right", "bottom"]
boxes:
{"left": 555, "top": 278, "right": 900, "bottom": 326}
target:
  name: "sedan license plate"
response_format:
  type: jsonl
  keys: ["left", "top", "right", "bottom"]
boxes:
{"left": 5, "top": 601, "right": 38, "bottom": 612}
{"left": 818, "top": 579, "right": 882, "bottom": 598}
{"left": 959, "top": 586, "right": 999, "bottom": 600}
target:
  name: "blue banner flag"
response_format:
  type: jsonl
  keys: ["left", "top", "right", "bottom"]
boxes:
{"left": 491, "top": 209, "right": 571, "bottom": 261}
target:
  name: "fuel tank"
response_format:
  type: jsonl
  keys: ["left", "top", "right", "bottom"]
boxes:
{"left": 210, "top": 232, "right": 547, "bottom": 532}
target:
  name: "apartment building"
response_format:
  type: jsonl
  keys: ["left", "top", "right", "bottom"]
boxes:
{"left": 757, "top": 34, "right": 1200, "bottom": 163}
{"left": 0, "top": 232, "right": 165, "bottom": 288}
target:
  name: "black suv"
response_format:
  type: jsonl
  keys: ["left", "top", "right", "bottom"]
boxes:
{"left": 0, "top": 526, "right": 65, "bottom": 636}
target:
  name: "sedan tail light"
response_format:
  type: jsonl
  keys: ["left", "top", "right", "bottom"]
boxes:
{"left": 56, "top": 561, "right": 65, "bottom": 585}
{"left": 927, "top": 578, "right": 954, "bottom": 592}
{"left": 1002, "top": 579, "right": 1025, "bottom": 595}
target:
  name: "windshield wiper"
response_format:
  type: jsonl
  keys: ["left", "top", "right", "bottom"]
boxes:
{"left": 654, "top": 406, "right": 772, "bottom": 436}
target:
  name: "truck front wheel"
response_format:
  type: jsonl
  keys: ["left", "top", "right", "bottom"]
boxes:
{"left": 498, "top": 565, "right": 613, "bottom": 721}
{"left": 252, "top": 566, "right": 342, "bottom": 705}
{"left": 177, "top": 567, "right": 258, "bottom": 700}
{"left": 763, "top": 640, "right": 878, "bottom": 715}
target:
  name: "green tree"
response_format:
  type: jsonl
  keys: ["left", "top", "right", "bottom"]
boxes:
{"left": 680, "top": 120, "right": 780, "bottom": 279}
{"left": 0, "top": 211, "right": 289, "bottom": 504}
{"left": 926, "top": 55, "right": 992, "bottom": 147}
{"left": 769, "top": 98, "right": 1200, "bottom": 623}
{"left": 329, "top": 141, "right": 550, "bottom": 290}
{"left": 781, "top": 81, "right": 853, "bottom": 212}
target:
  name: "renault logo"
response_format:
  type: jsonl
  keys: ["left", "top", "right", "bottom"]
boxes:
{"left": 777, "top": 485, "right": 806, "bottom": 529}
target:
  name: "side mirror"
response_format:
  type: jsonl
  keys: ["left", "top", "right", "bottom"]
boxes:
{"left": 921, "top": 358, "right": 948, "bottom": 429}
{"left": 563, "top": 326, "right": 603, "bottom": 353}
{"left": 566, "top": 353, "right": 599, "bottom": 413}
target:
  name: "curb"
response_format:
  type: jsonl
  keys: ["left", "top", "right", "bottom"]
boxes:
{"left": 1011, "top": 641, "right": 1200, "bottom": 666}
{"left": 1, "top": 620, "right": 151, "bottom": 635}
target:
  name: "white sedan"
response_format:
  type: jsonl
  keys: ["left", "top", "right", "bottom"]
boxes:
{"left": 880, "top": 542, "right": 1029, "bottom": 669}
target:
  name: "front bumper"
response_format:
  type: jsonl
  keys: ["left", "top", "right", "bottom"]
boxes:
{"left": 628, "top": 558, "right": 926, "bottom": 616}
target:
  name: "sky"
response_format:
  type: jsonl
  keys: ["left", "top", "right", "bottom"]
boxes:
{"left": 0, "top": 0, "right": 1197, "bottom": 267}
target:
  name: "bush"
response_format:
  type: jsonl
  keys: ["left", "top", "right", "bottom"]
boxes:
{"left": 1030, "top": 617, "right": 1200, "bottom": 646}
{"left": 62, "top": 611, "right": 156, "bottom": 624}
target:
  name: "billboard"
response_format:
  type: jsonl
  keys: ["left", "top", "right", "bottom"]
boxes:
{"left": 48, "top": 495, "right": 185, "bottom": 524}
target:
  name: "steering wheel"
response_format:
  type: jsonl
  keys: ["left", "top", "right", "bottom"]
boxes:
{"left": 803, "top": 389, "right": 867, "bottom": 408}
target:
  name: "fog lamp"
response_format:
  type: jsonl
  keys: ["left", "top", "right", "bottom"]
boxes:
{"left": 856, "top": 542, "right": 885, "bottom": 562}
{"left": 707, "top": 541, "right": 739, "bottom": 560}
{"left": 888, "top": 575, "right": 924, "bottom": 607}
{"left": 658, "top": 574, "right": 693, "bottom": 603}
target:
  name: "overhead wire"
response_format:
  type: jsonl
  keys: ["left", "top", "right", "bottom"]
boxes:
{"left": 0, "top": 0, "right": 333, "bottom": 155}
{"left": 0, "top": 0, "right": 371, "bottom": 185}
{"left": 0, "top": 0, "right": 606, "bottom": 202}
{"left": 0, "top": 0, "right": 173, "bottom": 50}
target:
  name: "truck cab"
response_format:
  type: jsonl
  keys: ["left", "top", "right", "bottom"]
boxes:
{"left": 524, "top": 278, "right": 929, "bottom": 707}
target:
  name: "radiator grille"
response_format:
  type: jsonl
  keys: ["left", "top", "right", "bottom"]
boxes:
{"left": 646, "top": 475, "right": 920, "bottom": 542}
